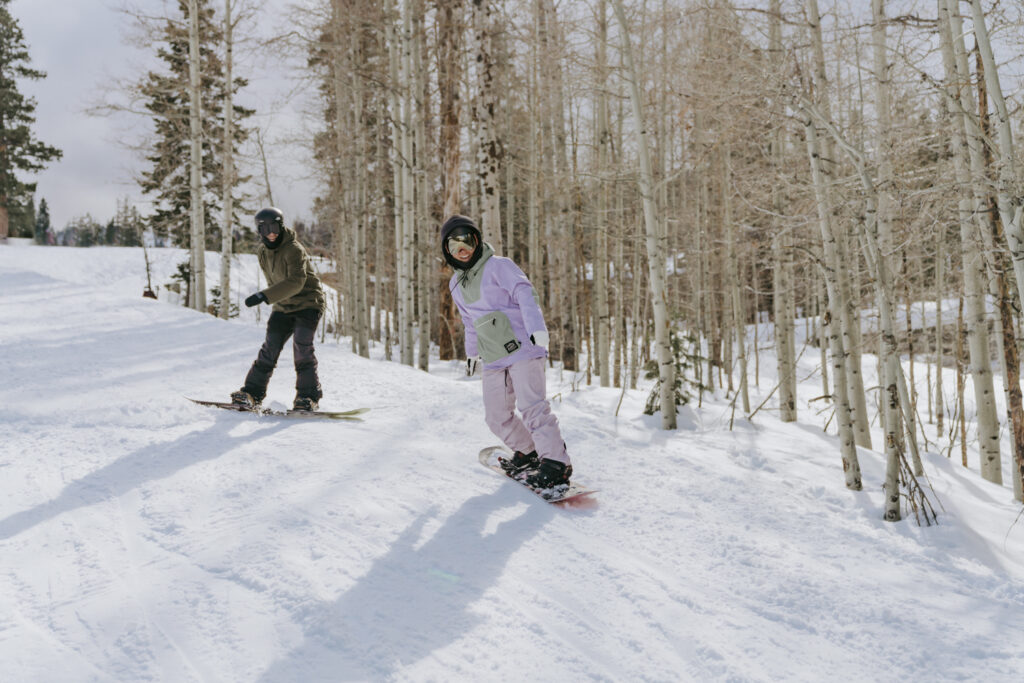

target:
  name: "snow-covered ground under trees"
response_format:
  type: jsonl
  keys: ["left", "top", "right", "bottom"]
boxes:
{"left": 2, "top": 242, "right": 1024, "bottom": 682}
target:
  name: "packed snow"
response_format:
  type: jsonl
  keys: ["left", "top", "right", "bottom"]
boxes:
{"left": 2, "top": 242, "right": 1023, "bottom": 682}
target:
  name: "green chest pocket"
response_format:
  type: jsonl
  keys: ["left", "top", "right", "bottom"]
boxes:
{"left": 473, "top": 311, "right": 521, "bottom": 363}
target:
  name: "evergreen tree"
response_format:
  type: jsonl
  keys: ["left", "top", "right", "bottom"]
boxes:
{"left": 104, "top": 218, "right": 117, "bottom": 245}
{"left": 0, "top": 0, "right": 61, "bottom": 240}
{"left": 7, "top": 192, "right": 33, "bottom": 236}
{"left": 138, "top": 0, "right": 251, "bottom": 248}
{"left": 62, "top": 214, "right": 102, "bottom": 247}
{"left": 111, "top": 197, "right": 145, "bottom": 247}
{"left": 33, "top": 196, "right": 49, "bottom": 243}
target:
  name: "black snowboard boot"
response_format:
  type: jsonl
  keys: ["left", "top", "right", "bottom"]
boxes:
{"left": 525, "top": 458, "right": 572, "bottom": 489}
{"left": 293, "top": 396, "right": 319, "bottom": 412}
{"left": 498, "top": 449, "right": 540, "bottom": 476}
{"left": 231, "top": 389, "right": 259, "bottom": 409}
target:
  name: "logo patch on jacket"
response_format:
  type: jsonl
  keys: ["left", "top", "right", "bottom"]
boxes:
{"left": 505, "top": 340, "right": 520, "bottom": 353}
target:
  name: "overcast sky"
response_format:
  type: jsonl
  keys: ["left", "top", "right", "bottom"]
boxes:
{"left": 11, "top": 0, "right": 320, "bottom": 231}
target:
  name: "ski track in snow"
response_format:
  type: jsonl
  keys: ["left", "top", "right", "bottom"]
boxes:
{"left": 2, "top": 244, "right": 1024, "bottom": 682}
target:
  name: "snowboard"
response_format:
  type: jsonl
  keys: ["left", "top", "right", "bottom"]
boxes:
{"left": 187, "top": 397, "right": 369, "bottom": 421}
{"left": 478, "top": 445, "right": 596, "bottom": 504}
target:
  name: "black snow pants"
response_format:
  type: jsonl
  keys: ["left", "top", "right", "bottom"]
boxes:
{"left": 243, "top": 309, "right": 322, "bottom": 402}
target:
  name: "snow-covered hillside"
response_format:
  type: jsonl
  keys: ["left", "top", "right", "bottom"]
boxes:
{"left": 2, "top": 243, "right": 1024, "bottom": 682}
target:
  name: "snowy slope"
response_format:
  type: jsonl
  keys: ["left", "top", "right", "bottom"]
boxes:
{"left": 2, "top": 243, "right": 1024, "bottom": 682}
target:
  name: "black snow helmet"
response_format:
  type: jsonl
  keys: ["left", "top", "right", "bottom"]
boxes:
{"left": 441, "top": 214, "right": 483, "bottom": 270}
{"left": 255, "top": 207, "right": 285, "bottom": 235}
{"left": 255, "top": 207, "right": 285, "bottom": 248}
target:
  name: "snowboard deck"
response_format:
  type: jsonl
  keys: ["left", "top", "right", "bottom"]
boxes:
{"left": 187, "top": 397, "right": 369, "bottom": 421}
{"left": 478, "top": 445, "right": 596, "bottom": 504}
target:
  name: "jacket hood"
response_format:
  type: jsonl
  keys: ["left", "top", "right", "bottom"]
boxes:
{"left": 441, "top": 215, "right": 483, "bottom": 270}
{"left": 455, "top": 242, "right": 495, "bottom": 289}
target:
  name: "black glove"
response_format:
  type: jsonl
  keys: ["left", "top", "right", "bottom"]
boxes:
{"left": 245, "top": 292, "right": 268, "bottom": 308}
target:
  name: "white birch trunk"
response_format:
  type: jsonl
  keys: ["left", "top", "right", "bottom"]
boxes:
{"left": 615, "top": 186, "right": 626, "bottom": 388}
{"left": 187, "top": 0, "right": 206, "bottom": 312}
{"left": 595, "top": 0, "right": 612, "bottom": 387}
{"left": 471, "top": 0, "right": 502, "bottom": 252}
{"left": 541, "top": 0, "right": 577, "bottom": 370}
{"left": 770, "top": 0, "right": 796, "bottom": 422}
{"left": 805, "top": 0, "right": 870, "bottom": 448}
{"left": 218, "top": 0, "right": 235, "bottom": 320}
{"left": 414, "top": 1, "right": 429, "bottom": 371}
{"left": 385, "top": 8, "right": 408, "bottom": 365}
{"left": 934, "top": 230, "right": 944, "bottom": 436}
{"left": 526, "top": 15, "right": 541, "bottom": 296}
{"left": 375, "top": 128, "right": 386, "bottom": 343}
{"left": 723, "top": 146, "right": 749, "bottom": 413}
{"left": 969, "top": 0, "right": 1024, "bottom": 310}
{"left": 804, "top": 116, "right": 862, "bottom": 490}
{"left": 438, "top": 0, "right": 462, "bottom": 219}
{"left": 400, "top": 0, "right": 416, "bottom": 366}
{"left": 817, "top": 281, "right": 829, "bottom": 400}
{"left": 943, "top": 0, "right": 1003, "bottom": 483}
{"left": 806, "top": 89, "right": 928, "bottom": 511}
{"left": 872, "top": 0, "right": 924, "bottom": 476}
{"left": 858, "top": 204, "right": 904, "bottom": 522}
{"left": 355, "top": 77, "right": 370, "bottom": 357}
{"left": 612, "top": 0, "right": 675, "bottom": 429}
{"left": 773, "top": 229, "right": 797, "bottom": 422}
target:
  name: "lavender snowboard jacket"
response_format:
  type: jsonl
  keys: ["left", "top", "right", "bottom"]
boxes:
{"left": 450, "top": 243, "right": 549, "bottom": 370}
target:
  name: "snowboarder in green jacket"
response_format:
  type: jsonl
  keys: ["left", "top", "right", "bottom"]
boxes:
{"left": 231, "top": 207, "right": 326, "bottom": 411}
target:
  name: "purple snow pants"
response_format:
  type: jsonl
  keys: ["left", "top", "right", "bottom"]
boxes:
{"left": 481, "top": 357, "right": 570, "bottom": 465}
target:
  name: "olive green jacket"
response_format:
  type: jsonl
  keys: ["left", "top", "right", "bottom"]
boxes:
{"left": 258, "top": 228, "right": 326, "bottom": 314}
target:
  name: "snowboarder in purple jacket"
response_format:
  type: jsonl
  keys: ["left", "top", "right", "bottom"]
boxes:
{"left": 442, "top": 214, "right": 573, "bottom": 488}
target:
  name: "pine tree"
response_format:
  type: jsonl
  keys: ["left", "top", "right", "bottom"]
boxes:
{"left": 8, "top": 192, "right": 33, "bottom": 236}
{"left": 33, "top": 196, "right": 49, "bottom": 243}
{"left": 0, "top": 0, "right": 61, "bottom": 241}
{"left": 138, "top": 0, "right": 251, "bottom": 249}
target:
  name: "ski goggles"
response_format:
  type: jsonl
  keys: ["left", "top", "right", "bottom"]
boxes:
{"left": 256, "top": 220, "right": 280, "bottom": 237}
{"left": 447, "top": 233, "right": 477, "bottom": 254}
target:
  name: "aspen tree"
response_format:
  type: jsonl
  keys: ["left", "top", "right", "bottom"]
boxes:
{"left": 817, "top": 281, "right": 830, "bottom": 400}
{"left": 527, "top": 21, "right": 542, "bottom": 300}
{"left": 820, "top": 113, "right": 903, "bottom": 514}
{"left": 471, "top": 0, "right": 502, "bottom": 252}
{"left": 968, "top": 0, "right": 1024, "bottom": 310}
{"left": 801, "top": 55, "right": 932, "bottom": 517}
{"left": 934, "top": 229, "right": 944, "bottom": 436}
{"left": 328, "top": 0, "right": 369, "bottom": 356}
{"left": 358, "top": 20, "right": 374, "bottom": 357}
{"left": 537, "top": 0, "right": 577, "bottom": 370}
{"left": 400, "top": 0, "right": 417, "bottom": 366}
{"left": 871, "top": 0, "right": 923, "bottom": 477}
{"left": 187, "top": 0, "right": 207, "bottom": 312}
{"left": 374, "top": 126, "right": 385, "bottom": 343}
{"left": 615, "top": 186, "right": 627, "bottom": 389}
{"left": 723, "top": 145, "right": 749, "bottom": 413}
{"left": 384, "top": 0, "right": 417, "bottom": 367}
{"left": 611, "top": 0, "right": 675, "bottom": 429}
{"left": 413, "top": 0, "right": 430, "bottom": 371}
{"left": 218, "top": 0, "right": 236, "bottom": 320}
{"left": 436, "top": 0, "right": 463, "bottom": 361}
{"left": 803, "top": 116, "right": 862, "bottom": 490}
{"left": 769, "top": 0, "right": 796, "bottom": 422}
{"left": 966, "top": 3, "right": 1024, "bottom": 496}
{"left": 594, "top": 0, "right": 612, "bottom": 387}
{"left": 805, "top": 0, "right": 870, "bottom": 448}
{"left": 384, "top": 8, "right": 402, "bottom": 358}
{"left": 940, "top": 0, "right": 1002, "bottom": 483}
